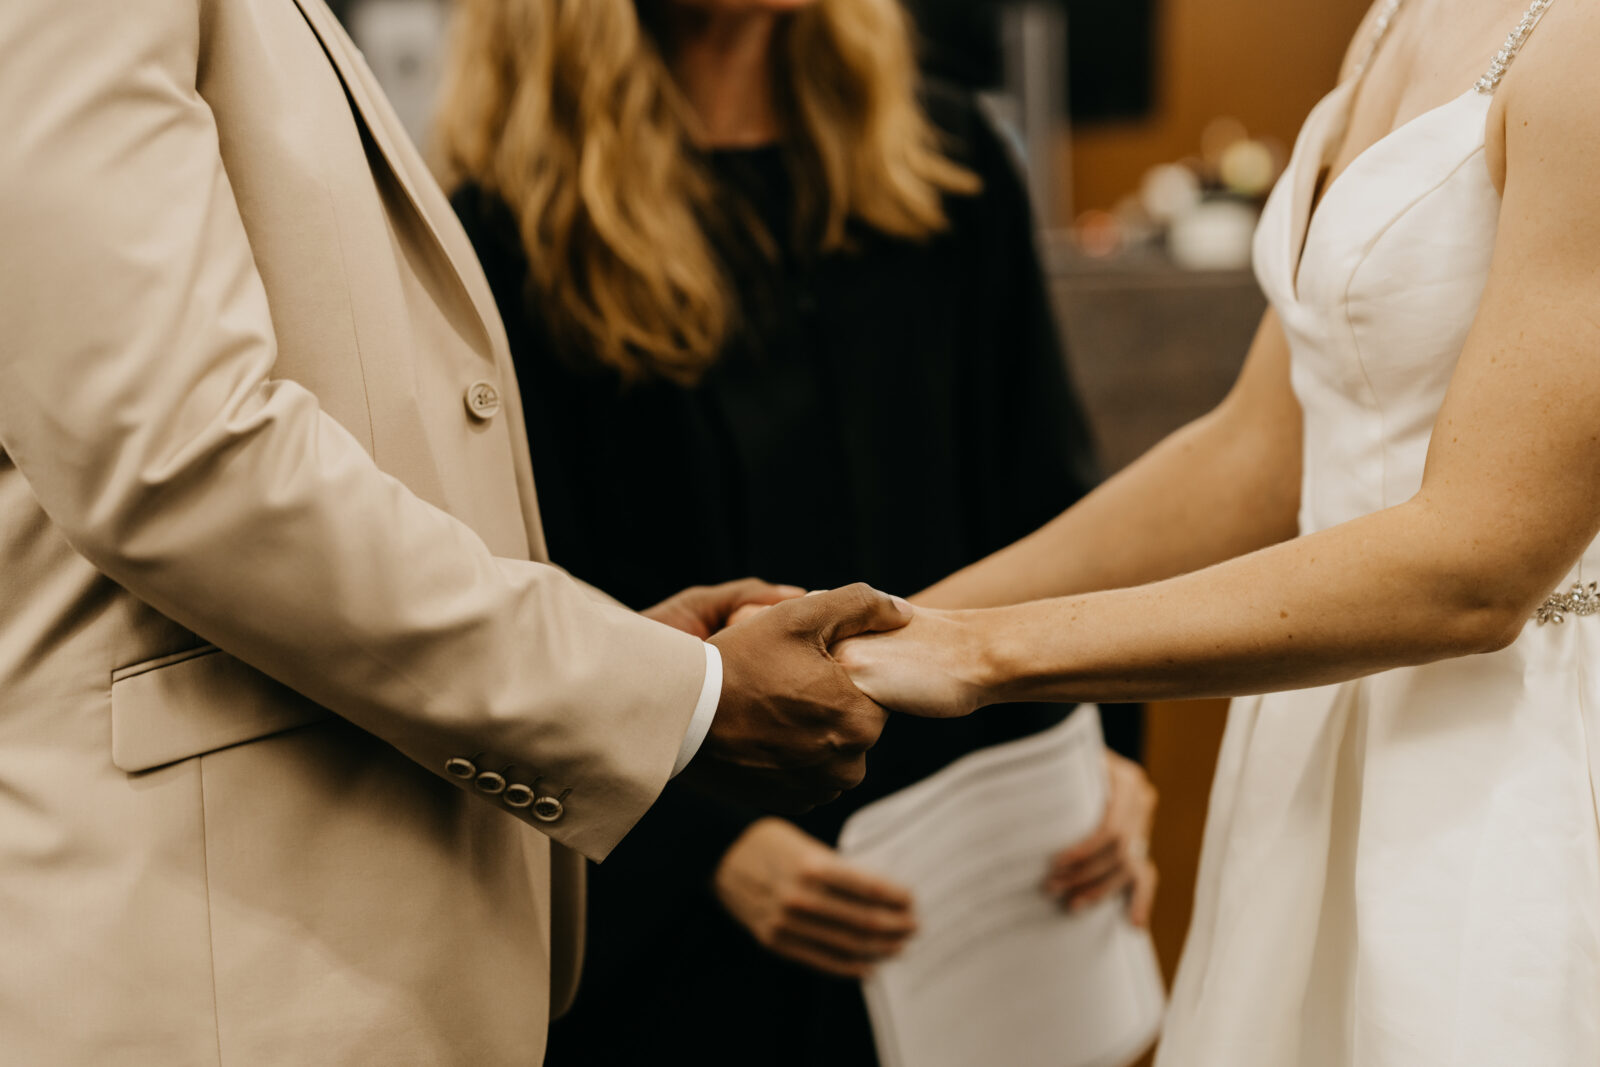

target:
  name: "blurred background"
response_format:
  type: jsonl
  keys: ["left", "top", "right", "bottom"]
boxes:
{"left": 329, "top": 0, "right": 1370, "bottom": 1045}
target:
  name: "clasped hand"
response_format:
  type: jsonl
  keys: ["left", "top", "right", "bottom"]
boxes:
{"left": 646, "top": 582, "right": 984, "bottom": 814}
{"left": 643, "top": 579, "right": 916, "bottom": 812}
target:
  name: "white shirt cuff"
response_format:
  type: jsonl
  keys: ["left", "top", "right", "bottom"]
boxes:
{"left": 671, "top": 642, "right": 722, "bottom": 778}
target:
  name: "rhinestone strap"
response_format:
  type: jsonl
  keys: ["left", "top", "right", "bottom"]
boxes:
{"left": 1535, "top": 581, "right": 1600, "bottom": 625}
{"left": 1476, "top": 0, "right": 1557, "bottom": 95}
{"left": 1353, "top": 0, "right": 1407, "bottom": 78}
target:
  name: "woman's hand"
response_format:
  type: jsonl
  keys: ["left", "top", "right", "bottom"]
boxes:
{"left": 832, "top": 608, "right": 992, "bottom": 718}
{"left": 1046, "top": 751, "right": 1159, "bottom": 926}
{"left": 713, "top": 818, "right": 918, "bottom": 978}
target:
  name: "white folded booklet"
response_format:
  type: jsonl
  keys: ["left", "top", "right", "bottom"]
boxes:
{"left": 837, "top": 707, "right": 1165, "bottom": 1067}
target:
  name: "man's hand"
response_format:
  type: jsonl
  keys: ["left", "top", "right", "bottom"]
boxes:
{"left": 694, "top": 584, "right": 913, "bottom": 811}
{"left": 643, "top": 578, "right": 806, "bottom": 639}
{"left": 1046, "top": 751, "right": 1159, "bottom": 926}
{"left": 714, "top": 818, "right": 918, "bottom": 979}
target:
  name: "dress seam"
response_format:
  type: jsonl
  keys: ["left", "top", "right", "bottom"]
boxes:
{"left": 1341, "top": 144, "right": 1490, "bottom": 509}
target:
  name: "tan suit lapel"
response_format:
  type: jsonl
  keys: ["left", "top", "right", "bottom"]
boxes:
{"left": 287, "top": 0, "right": 505, "bottom": 357}
{"left": 286, "top": 0, "right": 553, "bottom": 563}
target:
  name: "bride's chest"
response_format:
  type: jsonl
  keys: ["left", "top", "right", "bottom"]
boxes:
{"left": 1255, "top": 86, "right": 1502, "bottom": 419}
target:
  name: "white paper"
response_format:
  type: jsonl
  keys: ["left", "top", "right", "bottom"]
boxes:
{"left": 837, "top": 707, "right": 1165, "bottom": 1067}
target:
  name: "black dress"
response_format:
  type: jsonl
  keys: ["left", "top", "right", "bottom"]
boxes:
{"left": 453, "top": 90, "right": 1133, "bottom": 1067}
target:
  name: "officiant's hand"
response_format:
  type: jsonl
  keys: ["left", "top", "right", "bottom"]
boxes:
{"left": 1046, "top": 752, "right": 1159, "bottom": 926}
{"left": 643, "top": 578, "right": 807, "bottom": 638}
{"left": 714, "top": 817, "right": 918, "bottom": 978}
{"left": 693, "top": 585, "right": 914, "bottom": 811}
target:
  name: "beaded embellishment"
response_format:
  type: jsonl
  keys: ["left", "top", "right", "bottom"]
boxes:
{"left": 1476, "top": 0, "right": 1556, "bottom": 94}
{"left": 1535, "top": 582, "right": 1600, "bottom": 625}
{"left": 1353, "top": 0, "right": 1406, "bottom": 78}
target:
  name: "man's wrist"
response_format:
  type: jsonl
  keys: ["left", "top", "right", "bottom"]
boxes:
{"left": 671, "top": 642, "right": 722, "bottom": 777}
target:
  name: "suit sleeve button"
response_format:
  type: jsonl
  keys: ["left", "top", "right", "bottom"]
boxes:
{"left": 532, "top": 794, "right": 566, "bottom": 823}
{"left": 464, "top": 380, "right": 501, "bottom": 420}
{"left": 474, "top": 770, "right": 507, "bottom": 795}
{"left": 445, "top": 757, "right": 478, "bottom": 780}
{"left": 503, "top": 783, "right": 535, "bottom": 809}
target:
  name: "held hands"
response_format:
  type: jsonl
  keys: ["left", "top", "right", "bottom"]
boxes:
{"left": 690, "top": 584, "right": 915, "bottom": 812}
{"left": 728, "top": 600, "right": 995, "bottom": 719}
{"left": 1047, "top": 751, "right": 1160, "bottom": 926}
{"left": 714, "top": 818, "right": 918, "bottom": 979}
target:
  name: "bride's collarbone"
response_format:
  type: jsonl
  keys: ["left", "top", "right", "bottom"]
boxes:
{"left": 1325, "top": 4, "right": 1529, "bottom": 178}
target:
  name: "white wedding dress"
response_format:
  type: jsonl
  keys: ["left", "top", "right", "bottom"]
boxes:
{"left": 1156, "top": 2, "right": 1600, "bottom": 1064}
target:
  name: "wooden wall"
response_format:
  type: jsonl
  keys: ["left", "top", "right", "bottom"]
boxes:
{"left": 1062, "top": 0, "right": 1374, "bottom": 214}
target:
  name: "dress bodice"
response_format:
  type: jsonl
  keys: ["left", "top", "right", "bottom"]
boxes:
{"left": 1255, "top": 85, "right": 1499, "bottom": 535}
{"left": 1255, "top": 0, "right": 1561, "bottom": 540}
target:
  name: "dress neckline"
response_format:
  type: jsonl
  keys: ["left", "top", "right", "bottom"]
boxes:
{"left": 1285, "top": 0, "right": 1558, "bottom": 299}
{"left": 1286, "top": 85, "right": 1486, "bottom": 301}
{"left": 1288, "top": 0, "right": 1407, "bottom": 295}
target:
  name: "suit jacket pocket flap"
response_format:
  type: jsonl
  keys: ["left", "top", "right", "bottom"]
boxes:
{"left": 111, "top": 646, "right": 331, "bottom": 772}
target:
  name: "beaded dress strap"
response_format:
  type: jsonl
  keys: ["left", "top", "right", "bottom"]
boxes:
{"left": 1476, "top": 0, "right": 1558, "bottom": 94}
{"left": 1352, "top": 0, "right": 1407, "bottom": 79}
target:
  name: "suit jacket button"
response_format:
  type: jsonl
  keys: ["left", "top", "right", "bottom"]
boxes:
{"left": 532, "top": 795, "right": 565, "bottom": 823}
{"left": 474, "top": 770, "right": 507, "bottom": 795}
{"left": 445, "top": 757, "right": 477, "bottom": 780}
{"left": 464, "top": 380, "right": 501, "bottom": 420}
{"left": 503, "top": 783, "right": 535, "bottom": 809}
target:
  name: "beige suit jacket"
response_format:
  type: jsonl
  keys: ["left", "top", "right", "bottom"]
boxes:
{"left": 0, "top": 0, "right": 709, "bottom": 1062}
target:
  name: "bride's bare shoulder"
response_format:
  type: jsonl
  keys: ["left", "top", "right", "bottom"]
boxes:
{"left": 1477, "top": 3, "right": 1600, "bottom": 251}
{"left": 1496, "top": 1, "right": 1600, "bottom": 98}
{"left": 1491, "top": 2, "right": 1600, "bottom": 186}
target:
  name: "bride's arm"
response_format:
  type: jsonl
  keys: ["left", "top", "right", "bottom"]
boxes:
{"left": 846, "top": 12, "right": 1600, "bottom": 713}
{"left": 917, "top": 310, "right": 1303, "bottom": 609}
{"left": 920, "top": 4, "right": 1399, "bottom": 616}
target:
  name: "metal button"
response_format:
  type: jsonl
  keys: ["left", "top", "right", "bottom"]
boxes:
{"left": 464, "top": 380, "right": 501, "bottom": 421}
{"left": 445, "top": 757, "right": 477, "bottom": 780}
{"left": 474, "top": 770, "right": 507, "bottom": 795}
{"left": 503, "top": 783, "right": 535, "bottom": 809}
{"left": 532, "top": 794, "right": 566, "bottom": 823}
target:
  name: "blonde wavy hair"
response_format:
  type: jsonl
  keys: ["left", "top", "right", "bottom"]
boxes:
{"left": 433, "top": 0, "right": 981, "bottom": 383}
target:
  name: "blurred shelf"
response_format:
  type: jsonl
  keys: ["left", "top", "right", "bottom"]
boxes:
{"left": 1043, "top": 232, "right": 1258, "bottom": 287}
{"left": 1044, "top": 233, "right": 1266, "bottom": 473}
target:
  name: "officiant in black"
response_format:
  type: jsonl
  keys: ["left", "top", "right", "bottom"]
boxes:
{"left": 436, "top": 1, "right": 1157, "bottom": 1063}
